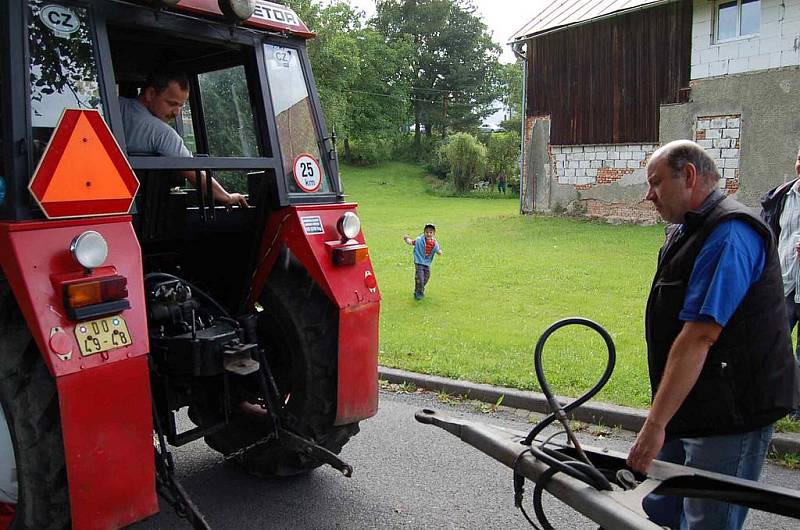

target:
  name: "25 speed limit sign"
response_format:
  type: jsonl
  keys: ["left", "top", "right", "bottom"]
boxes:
{"left": 292, "top": 153, "right": 323, "bottom": 192}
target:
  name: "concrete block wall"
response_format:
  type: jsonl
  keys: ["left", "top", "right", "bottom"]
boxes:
{"left": 692, "top": 0, "right": 800, "bottom": 79}
{"left": 551, "top": 144, "right": 659, "bottom": 188}
{"left": 694, "top": 114, "right": 742, "bottom": 194}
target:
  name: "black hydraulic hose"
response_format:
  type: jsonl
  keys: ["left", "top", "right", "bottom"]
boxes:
{"left": 524, "top": 317, "right": 616, "bottom": 447}
{"left": 144, "top": 272, "right": 236, "bottom": 322}
{"left": 514, "top": 317, "right": 617, "bottom": 529}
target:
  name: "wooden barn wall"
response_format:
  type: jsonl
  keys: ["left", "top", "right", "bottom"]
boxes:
{"left": 526, "top": 0, "right": 692, "bottom": 146}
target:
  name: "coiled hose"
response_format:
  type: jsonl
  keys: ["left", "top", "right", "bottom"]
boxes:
{"left": 513, "top": 317, "right": 616, "bottom": 529}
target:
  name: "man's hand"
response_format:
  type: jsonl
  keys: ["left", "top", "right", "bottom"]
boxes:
{"left": 403, "top": 234, "right": 413, "bottom": 245}
{"left": 627, "top": 419, "right": 665, "bottom": 473}
{"left": 222, "top": 192, "right": 249, "bottom": 208}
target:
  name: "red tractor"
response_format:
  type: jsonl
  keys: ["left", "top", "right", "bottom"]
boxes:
{"left": 0, "top": 1, "right": 380, "bottom": 528}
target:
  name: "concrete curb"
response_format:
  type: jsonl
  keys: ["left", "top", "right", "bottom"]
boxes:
{"left": 379, "top": 366, "right": 800, "bottom": 455}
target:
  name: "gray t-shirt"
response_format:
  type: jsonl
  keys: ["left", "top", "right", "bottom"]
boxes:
{"left": 119, "top": 97, "right": 191, "bottom": 158}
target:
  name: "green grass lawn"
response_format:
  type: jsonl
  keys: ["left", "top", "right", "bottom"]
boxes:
{"left": 342, "top": 162, "right": 665, "bottom": 408}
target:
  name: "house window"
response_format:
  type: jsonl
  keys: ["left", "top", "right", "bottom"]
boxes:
{"left": 716, "top": 0, "right": 760, "bottom": 41}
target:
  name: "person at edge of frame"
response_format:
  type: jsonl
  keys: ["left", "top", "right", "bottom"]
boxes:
{"left": 760, "top": 145, "right": 800, "bottom": 420}
{"left": 626, "top": 139, "right": 800, "bottom": 530}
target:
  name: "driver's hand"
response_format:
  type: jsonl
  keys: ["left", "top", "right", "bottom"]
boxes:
{"left": 223, "top": 193, "right": 249, "bottom": 208}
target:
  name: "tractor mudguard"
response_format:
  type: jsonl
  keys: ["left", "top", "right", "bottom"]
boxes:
{"left": 247, "top": 205, "right": 380, "bottom": 425}
{"left": 0, "top": 217, "right": 157, "bottom": 530}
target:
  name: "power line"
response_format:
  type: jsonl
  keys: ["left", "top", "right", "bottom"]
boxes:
{"left": 342, "top": 88, "right": 501, "bottom": 109}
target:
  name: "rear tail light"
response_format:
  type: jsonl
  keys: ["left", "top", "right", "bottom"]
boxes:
{"left": 64, "top": 275, "right": 130, "bottom": 319}
{"left": 332, "top": 244, "right": 369, "bottom": 266}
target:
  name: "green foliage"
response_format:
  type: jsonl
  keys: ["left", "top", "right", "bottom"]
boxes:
{"left": 497, "top": 61, "right": 523, "bottom": 124}
{"left": 375, "top": 0, "right": 501, "bottom": 155}
{"left": 441, "top": 133, "right": 486, "bottom": 192}
{"left": 500, "top": 117, "right": 522, "bottom": 135}
{"left": 425, "top": 146, "right": 450, "bottom": 179}
{"left": 341, "top": 162, "right": 661, "bottom": 407}
{"left": 770, "top": 451, "right": 800, "bottom": 470}
{"left": 776, "top": 415, "right": 800, "bottom": 433}
{"left": 485, "top": 131, "right": 521, "bottom": 183}
{"left": 345, "top": 137, "right": 396, "bottom": 166}
{"left": 287, "top": 1, "right": 411, "bottom": 145}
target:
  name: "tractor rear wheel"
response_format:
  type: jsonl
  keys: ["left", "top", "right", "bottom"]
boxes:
{"left": 0, "top": 281, "right": 70, "bottom": 528}
{"left": 205, "top": 255, "right": 359, "bottom": 476}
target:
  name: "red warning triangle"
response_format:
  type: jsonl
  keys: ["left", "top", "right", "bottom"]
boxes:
{"left": 29, "top": 109, "right": 139, "bottom": 219}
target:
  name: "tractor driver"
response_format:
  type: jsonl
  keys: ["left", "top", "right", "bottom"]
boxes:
{"left": 119, "top": 71, "right": 249, "bottom": 208}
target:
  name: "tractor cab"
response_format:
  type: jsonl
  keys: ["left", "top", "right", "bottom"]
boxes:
{"left": 0, "top": 2, "right": 379, "bottom": 528}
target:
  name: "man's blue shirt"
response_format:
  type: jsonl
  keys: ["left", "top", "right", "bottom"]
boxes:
{"left": 413, "top": 236, "right": 440, "bottom": 266}
{"left": 680, "top": 219, "right": 766, "bottom": 326}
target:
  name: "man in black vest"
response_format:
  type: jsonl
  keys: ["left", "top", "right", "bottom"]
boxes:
{"left": 626, "top": 140, "right": 798, "bottom": 530}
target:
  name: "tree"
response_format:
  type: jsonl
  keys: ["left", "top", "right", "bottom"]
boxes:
{"left": 497, "top": 61, "right": 523, "bottom": 133}
{"left": 374, "top": 0, "right": 501, "bottom": 158}
{"left": 287, "top": 0, "right": 412, "bottom": 163}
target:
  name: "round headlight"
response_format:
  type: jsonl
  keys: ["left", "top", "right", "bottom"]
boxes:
{"left": 218, "top": 0, "right": 255, "bottom": 21}
{"left": 70, "top": 231, "right": 108, "bottom": 270}
{"left": 337, "top": 212, "right": 361, "bottom": 241}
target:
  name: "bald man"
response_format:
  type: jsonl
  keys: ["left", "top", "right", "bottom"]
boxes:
{"left": 627, "top": 140, "right": 798, "bottom": 530}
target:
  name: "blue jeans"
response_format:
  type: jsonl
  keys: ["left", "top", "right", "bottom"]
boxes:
{"left": 414, "top": 264, "right": 431, "bottom": 296}
{"left": 643, "top": 424, "right": 774, "bottom": 530}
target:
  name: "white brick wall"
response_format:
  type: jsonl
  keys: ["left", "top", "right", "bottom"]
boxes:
{"left": 694, "top": 114, "right": 742, "bottom": 190}
{"left": 551, "top": 144, "right": 659, "bottom": 186}
{"left": 692, "top": 0, "right": 800, "bottom": 79}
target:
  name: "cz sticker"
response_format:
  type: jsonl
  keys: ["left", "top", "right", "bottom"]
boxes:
{"left": 292, "top": 153, "right": 322, "bottom": 193}
{"left": 40, "top": 4, "right": 80, "bottom": 38}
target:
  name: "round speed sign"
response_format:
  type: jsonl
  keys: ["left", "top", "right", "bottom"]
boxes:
{"left": 292, "top": 153, "right": 323, "bottom": 192}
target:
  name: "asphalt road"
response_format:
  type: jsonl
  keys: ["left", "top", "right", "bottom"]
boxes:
{"left": 133, "top": 389, "right": 800, "bottom": 529}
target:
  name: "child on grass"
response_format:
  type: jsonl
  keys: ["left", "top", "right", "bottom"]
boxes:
{"left": 403, "top": 223, "right": 443, "bottom": 300}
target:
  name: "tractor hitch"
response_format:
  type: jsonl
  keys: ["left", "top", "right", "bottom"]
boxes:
{"left": 415, "top": 407, "right": 800, "bottom": 529}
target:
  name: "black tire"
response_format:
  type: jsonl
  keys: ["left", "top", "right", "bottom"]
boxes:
{"left": 204, "top": 253, "right": 359, "bottom": 476}
{"left": 0, "top": 280, "right": 70, "bottom": 528}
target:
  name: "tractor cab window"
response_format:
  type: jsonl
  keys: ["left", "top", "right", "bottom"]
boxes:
{"left": 108, "top": 27, "right": 265, "bottom": 196}
{"left": 196, "top": 65, "right": 260, "bottom": 193}
{"left": 28, "top": 0, "right": 102, "bottom": 164}
{"left": 264, "top": 44, "right": 333, "bottom": 196}
{"left": 198, "top": 65, "right": 258, "bottom": 158}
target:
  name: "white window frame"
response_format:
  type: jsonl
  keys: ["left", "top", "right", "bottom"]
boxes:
{"left": 714, "top": 0, "right": 761, "bottom": 43}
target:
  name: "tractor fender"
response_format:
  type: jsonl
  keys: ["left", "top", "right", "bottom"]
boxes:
{"left": 0, "top": 217, "right": 157, "bottom": 530}
{"left": 247, "top": 205, "right": 380, "bottom": 425}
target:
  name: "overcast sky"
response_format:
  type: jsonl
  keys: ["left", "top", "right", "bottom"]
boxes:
{"left": 344, "top": 0, "right": 551, "bottom": 63}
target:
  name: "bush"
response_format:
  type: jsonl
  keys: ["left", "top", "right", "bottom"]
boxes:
{"left": 441, "top": 133, "right": 486, "bottom": 193}
{"left": 394, "top": 133, "right": 446, "bottom": 165}
{"left": 344, "top": 136, "right": 397, "bottom": 166}
{"left": 426, "top": 144, "right": 450, "bottom": 179}
{"left": 485, "top": 131, "right": 521, "bottom": 185}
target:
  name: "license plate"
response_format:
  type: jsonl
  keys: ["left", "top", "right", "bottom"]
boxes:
{"left": 74, "top": 315, "right": 132, "bottom": 357}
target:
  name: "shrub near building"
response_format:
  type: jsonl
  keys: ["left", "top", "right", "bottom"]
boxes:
{"left": 440, "top": 133, "right": 486, "bottom": 193}
{"left": 484, "top": 131, "right": 521, "bottom": 193}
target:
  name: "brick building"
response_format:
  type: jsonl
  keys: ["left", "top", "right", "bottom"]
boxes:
{"left": 512, "top": 0, "right": 800, "bottom": 223}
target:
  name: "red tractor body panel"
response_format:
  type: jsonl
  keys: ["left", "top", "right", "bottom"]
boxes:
{"left": 175, "top": 0, "right": 315, "bottom": 38}
{"left": 57, "top": 356, "right": 157, "bottom": 529}
{"left": 0, "top": 217, "right": 156, "bottom": 528}
{"left": 0, "top": 217, "right": 149, "bottom": 376}
{"left": 248, "top": 205, "right": 380, "bottom": 424}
